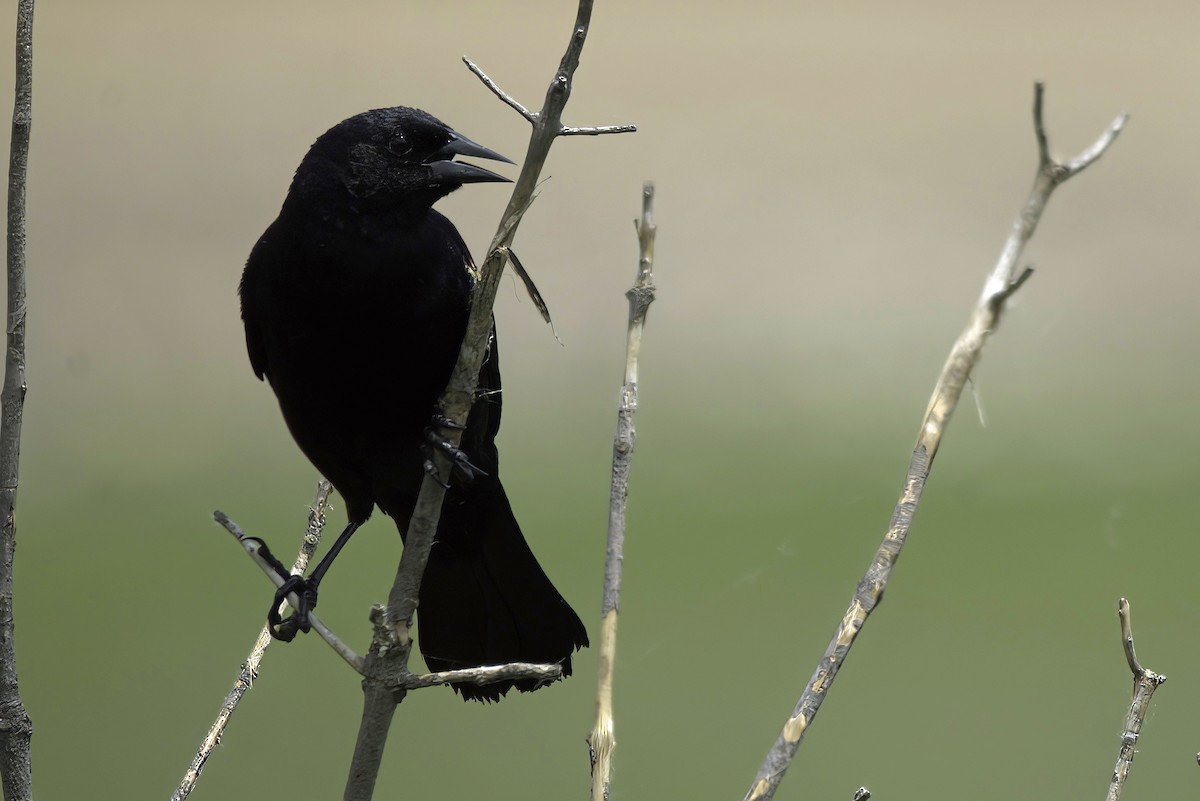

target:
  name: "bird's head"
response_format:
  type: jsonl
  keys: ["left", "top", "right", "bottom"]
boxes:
{"left": 285, "top": 106, "right": 513, "bottom": 215}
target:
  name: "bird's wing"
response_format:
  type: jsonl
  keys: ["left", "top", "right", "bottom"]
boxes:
{"left": 239, "top": 246, "right": 271, "bottom": 381}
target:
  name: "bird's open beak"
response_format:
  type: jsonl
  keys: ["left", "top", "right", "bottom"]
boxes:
{"left": 428, "top": 130, "right": 514, "bottom": 184}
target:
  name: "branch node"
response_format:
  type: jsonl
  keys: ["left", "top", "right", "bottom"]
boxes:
{"left": 1032, "top": 82, "right": 1127, "bottom": 182}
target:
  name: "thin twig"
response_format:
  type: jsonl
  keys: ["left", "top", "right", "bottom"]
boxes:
{"left": 214, "top": 506, "right": 364, "bottom": 672}
{"left": 980, "top": 83, "right": 1127, "bottom": 305}
{"left": 462, "top": 56, "right": 535, "bottom": 123}
{"left": 589, "top": 182, "right": 656, "bottom": 801}
{"left": 172, "top": 482, "right": 333, "bottom": 801}
{"left": 0, "top": 3, "right": 35, "bottom": 799}
{"left": 561, "top": 124, "right": 639, "bottom": 136}
{"left": 1106, "top": 598, "right": 1165, "bottom": 801}
{"left": 403, "top": 662, "right": 563, "bottom": 691}
{"left": 462, "top": 55, "right": 636, "bottom": 140}
{"left": 344, "top": 3, "right": 634, "bottom": 798}
{"left": 742, "top": 84, "right": 1128, "bottom": 801}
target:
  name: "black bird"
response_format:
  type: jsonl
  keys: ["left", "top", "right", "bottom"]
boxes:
{"left": 239, "top": 106, "right": 587, "bottom": 701}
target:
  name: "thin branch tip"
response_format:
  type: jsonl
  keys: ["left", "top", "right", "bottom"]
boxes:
{"left": 1118, "top": 598, "right": 1141, "bottom": 675}
{"left": 1033, "top": 83, "right": 1050, "bottom": 163}
{"left": 463, "top": 55, "right": 535, "bottom": 123}
{"left": 560, "top": 123, "right": 638, "bottom": 136}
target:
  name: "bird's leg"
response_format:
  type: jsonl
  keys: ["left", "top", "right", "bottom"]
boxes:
{"left": 267, "top": 519, "right": 363, "bottom": 641}
{"left": 423, "top": 413, "right": 487, "bottom": 487}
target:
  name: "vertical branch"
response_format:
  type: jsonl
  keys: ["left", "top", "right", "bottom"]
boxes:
{"left": 380, "top": 0, "right": 610, "bottom": 643}
{"left": 0, "top": 2, "right": 35, "bottom": 799}
{"left": 343, "top": 1, "right": 635, "bottom": 798}
{"left": 589, "top": 183, "right": 656, "bottom": 801}
{"left": 1105, "top": 598, "right": 1165, "bottom": 801}
{"left": 742, "top": 85, "right": 1127, "bottom": 801}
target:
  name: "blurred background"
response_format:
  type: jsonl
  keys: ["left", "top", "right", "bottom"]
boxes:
{"left": 3, "top": 0, "right": 1197, "bottom": 798}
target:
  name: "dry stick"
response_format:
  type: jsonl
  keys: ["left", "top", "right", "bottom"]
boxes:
{"left": 742, "top": 83, "right": 1127, "bottom": 801}
{"left": 0, "top": 3, "right": 35, "bottom": 799}
{"left": 172, "top": 482, "right": 334, "bottom": 801}
{"left": 343, "top": 3, "right": 635, "bottom": 798}
{"left": 1106, "top": 598, "right": 1165, "bottom": 801}
{"left": 589, "top": 182, "right": 656, "bottom": 801}
{"left": 214, "top": 506, "right": 365, "bottom": 672}
{"left": 404, "top": 661, "right": 565, "bottom": 690}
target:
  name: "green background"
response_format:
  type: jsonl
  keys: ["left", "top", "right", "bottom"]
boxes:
{"left": 5, "top": 0, "right": 1199, "bottom": 798}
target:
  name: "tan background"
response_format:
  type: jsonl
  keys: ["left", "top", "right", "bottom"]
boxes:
{"left": 4, "top": 1, "right": 1197, "bottom": 798}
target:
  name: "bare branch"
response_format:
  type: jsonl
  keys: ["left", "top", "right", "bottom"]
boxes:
{"left": 173, "top": 482, "right": 333, "bottom": 801}
{"left": 561, "top": 124, "right": 639, "bottom": 136}
{"left": 1118, "top": 597, "right": 1142, "bottom": 676}
{"left": 378, "top": 0, "right": 603, "bottom": 674}
{"left": 403, "top": 662, "right": 563, "bottom": 691}
{"left": 463, "top": 56, "right": 535, "bottom": 123}
{"left": 214, "top": 506, "right": 364, "bottom": 672}
{"left": 1106, "top": 598, "right": 1166, "bottom": 801}
{"left": 1032, "top": 83, "right": 1051, "bottom": 168}
{"left": 589, "top": 182, "right": 656, "bottom": 801}
{"left": 345, "top": 1, "right": 633, "bottom": 797}
{"left": 742, "top": 84, "right": 1128, "bottom": 801}
{"left": 462, "top": 48, "right": 635, "bottom": 139}
{"left": 980, "top": 85, "right": 1126, "bottom": 306}
{"left": 0, "top": 2, "right": 36, "bottom": 798}
{"left": 1032, "top": 82, "right": 1128, "bottom": 179}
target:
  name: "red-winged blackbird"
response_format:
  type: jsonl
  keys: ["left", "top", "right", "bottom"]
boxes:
{"left": 239, "top": 107, "right": 587, "bottom": 701}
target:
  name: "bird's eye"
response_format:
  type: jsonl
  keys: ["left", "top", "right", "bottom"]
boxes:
{"left": 387, "top": 129, "right": 413, "bottom": 156}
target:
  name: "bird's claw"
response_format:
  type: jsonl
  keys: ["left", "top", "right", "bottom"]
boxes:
{"left": 268, "top": 575, "right": 318, "bottom": 641}
{"left": 430, "top": 413, "right": 466, "bottom": 432}
{"left": 424, "top": 457, "right": 452, "bottom": 489}
{"left": 423, "top": 415, "right": 487, "bottom": 484}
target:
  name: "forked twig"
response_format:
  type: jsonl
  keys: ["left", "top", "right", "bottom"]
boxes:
{"left": 1105, "top": 598, "right": 1165, "bottom": 801}
{"left": 742, "top": 83, "right": 1127, "bottom": 801}
{"left": 589, "top": 182, "right": 656, "bottom": 801}
{"left": 463, "top": 55, "right": 636, "bottom": 137}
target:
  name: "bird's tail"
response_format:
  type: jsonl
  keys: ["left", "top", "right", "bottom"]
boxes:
{"left": 415, "top": 477, "right": 588, "bottom": 702}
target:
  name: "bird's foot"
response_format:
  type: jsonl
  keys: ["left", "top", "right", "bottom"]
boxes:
{"left": 268, "top": 575, "right": 319, "bottom": 642}
{"left": 430, "top": 413, "right": 465, "bottom": 432}
{"left": 423, "top": 414, "right": 487, "bottom": 488}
